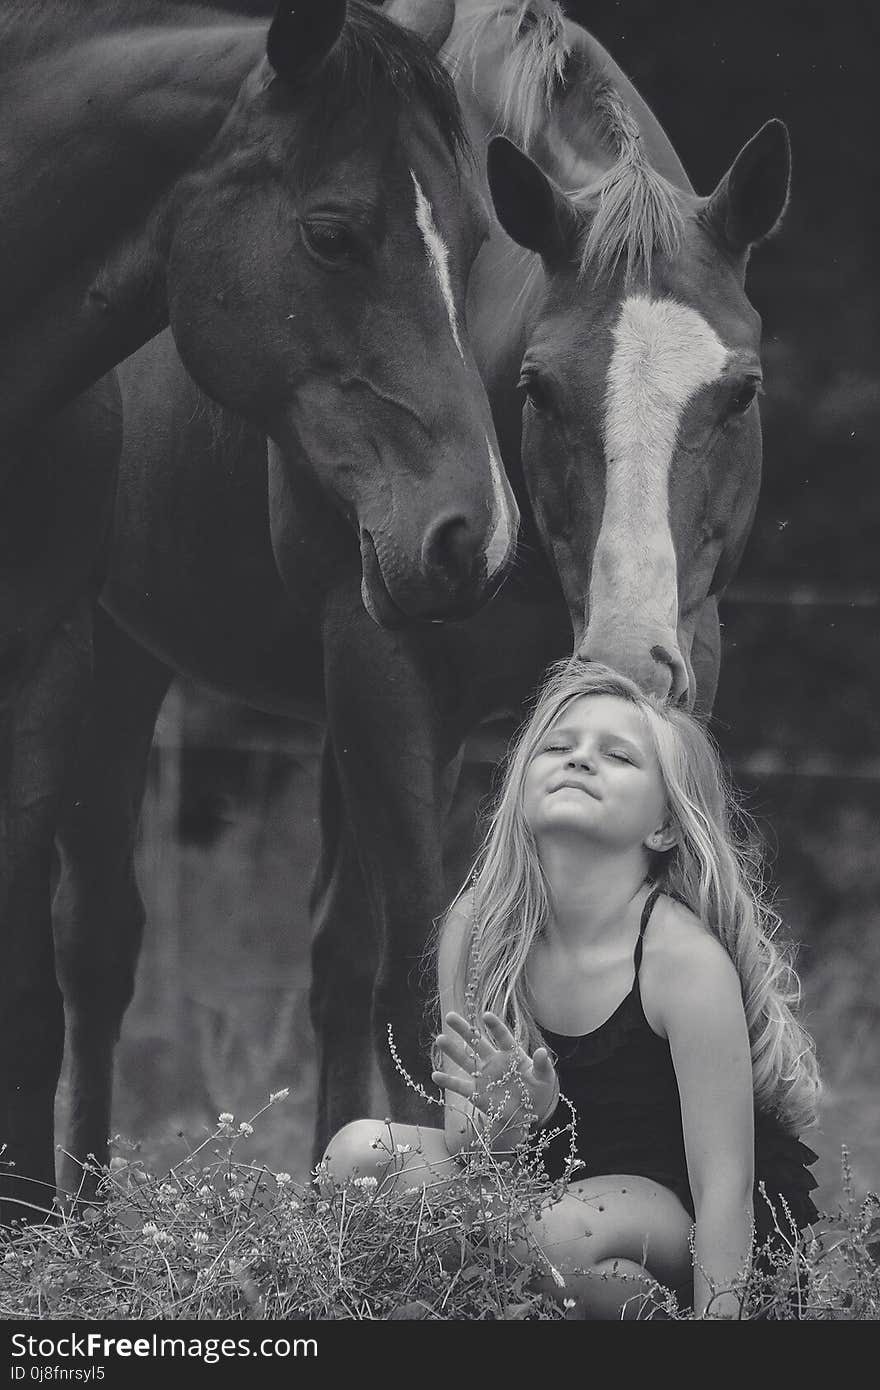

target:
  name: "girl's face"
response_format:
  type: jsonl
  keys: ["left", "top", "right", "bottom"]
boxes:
{"left": 522, "top": 694, "right": 670, "bottom": 853}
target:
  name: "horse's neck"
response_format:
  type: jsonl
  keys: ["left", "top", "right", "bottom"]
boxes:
{"left": 0, "top": 12, "right": 267, "bottom": 434}
{"left": 447, "top": 3, "right": 693, "bottom": 194}
{"left": 448, "top": 28, "right": 544, "bottom": 363}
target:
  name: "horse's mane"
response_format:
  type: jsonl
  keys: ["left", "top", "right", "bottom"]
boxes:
{"left": 1, "top": 1, "right": 469, "bottom": 165}
{"left": 447, "top": 0, "right": 684, "bottom": 280}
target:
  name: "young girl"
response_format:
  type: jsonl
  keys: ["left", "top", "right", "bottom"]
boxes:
{"left": 322, "top": 660, "right": 821, "bottom": 1319}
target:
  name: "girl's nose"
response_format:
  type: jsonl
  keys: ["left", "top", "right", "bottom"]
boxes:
{"left": 567, "top": 749, "right": 596, "bottom": 771}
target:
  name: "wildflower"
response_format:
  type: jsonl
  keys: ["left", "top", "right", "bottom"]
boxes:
{"left": 395, "top": 1143, "right": 412, "bottom": 1154}
{"left": 218, "top": 1112, "right": 234, "bottom": 1126}
{"left": 227, "top": 1186, "right": 246, "bottom": 1202}
{"left": 192, "top": 1231, "right": 209, "bottom": 1249}
{"left": 563, "top": 1298, "right": 576, "bottom": 1309}
{"left": 270, "top": 1088, "right": 290, "bottom": 1104}
{"left": 142, "top": 1222, "right": 159, "bottom": 1237}
{"left": 315, "top": 1201, "right": 330, "bottom": 1214}
{"left": 238, "top": 1122, "right": 254, "bottom": 1137}
{"left": 353, "top": 1175, "right": 378, "bottom": 1189}
{"left": 197, "top": 1185, "right": 214, "bottom": 1200}
{"left": 275, "top": 1172, "right": 292, "bottom": 1187}
{"left": 289, "top": 1199, "right": 301, "bottom": 1212}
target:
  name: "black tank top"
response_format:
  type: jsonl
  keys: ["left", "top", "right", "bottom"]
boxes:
{"left": 532, "top": 886, "right": 819, "bottom": 1240}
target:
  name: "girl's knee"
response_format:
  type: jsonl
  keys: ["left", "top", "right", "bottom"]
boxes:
{"left": 522, "top": 1178, "right": 692, "bottom": 1291}
{"left": 321, "top": 1118, "right": 389, "bottom": 1184}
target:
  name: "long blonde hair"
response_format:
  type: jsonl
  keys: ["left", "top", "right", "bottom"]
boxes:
{"left": 443, "top": 660, "right": 820, "bottom": 1133}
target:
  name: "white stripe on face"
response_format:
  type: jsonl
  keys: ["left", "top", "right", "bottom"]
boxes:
{"left": 591, "top": 294, "right": 729, "bottom": 627}
{"left": 484, "top": 433, "right": 515, "bottom": 577}
{"left": 411, "top": 171, "right": 465, "bottom": 361}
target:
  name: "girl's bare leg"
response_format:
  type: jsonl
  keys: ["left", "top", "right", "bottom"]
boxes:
{"left": 321, "top": 1119, "right": 457, "bottom": 1194}
{"left": 524, "top": 1173, "right": 694, "bottom": 1318}
{"left": 322, "top": 1129, "right": 694, "bottom": 1318}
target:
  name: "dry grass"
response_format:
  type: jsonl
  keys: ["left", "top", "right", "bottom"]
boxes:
{"left": 2, "top": 1100, "right": 878, "bottom": 1321}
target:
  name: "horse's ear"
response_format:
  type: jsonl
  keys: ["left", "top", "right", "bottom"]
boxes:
{"left": 703, "top": 119, "right": 791, "bottom": 255}
{"left": 266, "top": 0, "right": 347, "bottom": 84}
{"left": 487, "top": 136, "right": 581, "bottom": 267}
{"left": 382, "top": 0, "right": 455, "bottom": 52}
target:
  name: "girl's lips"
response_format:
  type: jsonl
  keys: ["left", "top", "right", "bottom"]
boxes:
{"left": 550, "top": 780, "right": 601, "bottom": 800}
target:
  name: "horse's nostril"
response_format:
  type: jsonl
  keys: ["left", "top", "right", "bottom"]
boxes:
{"left": 651, "top": 644, "right": 690, "bottom": 705}
{"left": 422, "top": 514, "right": 477, "bottom": 578}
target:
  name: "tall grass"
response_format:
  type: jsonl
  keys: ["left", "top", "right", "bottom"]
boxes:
{"left": 3, "top": 1099, "right": 878, "bottom": 1321}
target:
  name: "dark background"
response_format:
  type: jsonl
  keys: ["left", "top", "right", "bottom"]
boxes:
{"left": 58, "top": 2, "right": 878, "bottom": 1213}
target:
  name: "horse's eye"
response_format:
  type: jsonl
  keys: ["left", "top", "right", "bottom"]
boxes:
{"left": 300, "top": 221, "right": 358, "bottom": 265}
{"left": 727, "top": 379, "right": 762, "bottom": 415}
{"left": 519, "top": 372, "right": 553, "bottom": 414}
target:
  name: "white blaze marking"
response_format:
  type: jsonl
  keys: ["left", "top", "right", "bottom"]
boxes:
{"left": 592, "top": 295, "right": 729, "bottom": 626}
{"left": 411, "top": 171, "right": 465, "bottom": 361}
{"left": 485, "top": 433, "right": 515, "bottom": 577}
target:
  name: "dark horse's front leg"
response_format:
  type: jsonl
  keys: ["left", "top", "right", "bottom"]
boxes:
{"left": 0, "top": 379, "right": 120, "bottom": 1223}
{"left": 313, "top": 592, "right": 472, "bottom": 1158}
{"left": 308, "top": 734, "right": 379, "bottom": 1162}
{"left": 0, "top": 604, "right": 95, "bottom": 1222}
{"left": 53, "top": 609, "right": 172, "bottom": 1204}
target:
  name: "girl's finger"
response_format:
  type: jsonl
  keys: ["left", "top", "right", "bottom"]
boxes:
{"left": 482, "top": 1011, "right": 517, "bottom": 1051}
{"left": 532, "top": 1046, "right": 556, "bottom": 1080}
{"left": 444, "top": 1011, "right": 495, "bottom": 1059}
{"left": 431, "top": 1070, "right": 475, "bottom": 1100}
{"left": 435, "top": 1033, "right": 477, "bottom": 1072}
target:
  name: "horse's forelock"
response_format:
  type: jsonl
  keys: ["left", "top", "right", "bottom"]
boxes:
{"left": 316, "top": 2, "right": 470, "bottom": 165}
{"left": 569, "top": 81, "right": 685, "bottom": 283}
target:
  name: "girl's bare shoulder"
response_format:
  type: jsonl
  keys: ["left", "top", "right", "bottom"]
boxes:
{"left": 641, "top": 892, "right": 742, "bottom": 1028}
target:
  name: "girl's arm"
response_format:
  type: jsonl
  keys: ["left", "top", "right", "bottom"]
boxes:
{"left": 434, "top": 894, "right": 558, "bottom": 1156}
{"left": 657, "top": 934, "right": 756, "bottom": 1319}
{"left": 435, "top": 893, "right": 479, "bottom": 1154}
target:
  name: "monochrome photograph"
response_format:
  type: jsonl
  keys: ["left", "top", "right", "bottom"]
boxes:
{"left": 0, "top": 0, "right": 876, "bottom": 1335}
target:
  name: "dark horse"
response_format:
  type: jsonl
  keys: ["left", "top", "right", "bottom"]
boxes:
{"left": 45, "top": 0, "right": 790, "bottom": 1197}
{"left": 0, "top": 0, "right": 518, "bottom": 1221}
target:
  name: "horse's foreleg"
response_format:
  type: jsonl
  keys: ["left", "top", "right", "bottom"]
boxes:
{"left": 0, "top": 376, "right": 121, "bottom": 1223}
{"left": 0, "top": 604, "right": 96, "bottom": 1223}
{"left": 53, "top": 609, "right": 171, "bottom": 1202}
{"left": 369, "top": 741, "right": 467, "bottom": 1128}
{"left": 322, "top": 607, "right": 467, "bottom": 1139}
{"left": 308, "top": 737, "right": 378, "bottom": 1163}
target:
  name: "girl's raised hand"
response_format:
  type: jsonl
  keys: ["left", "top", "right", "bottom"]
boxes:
{"left": 432, "top": 1009, "right": 559, "bottom": 1130}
